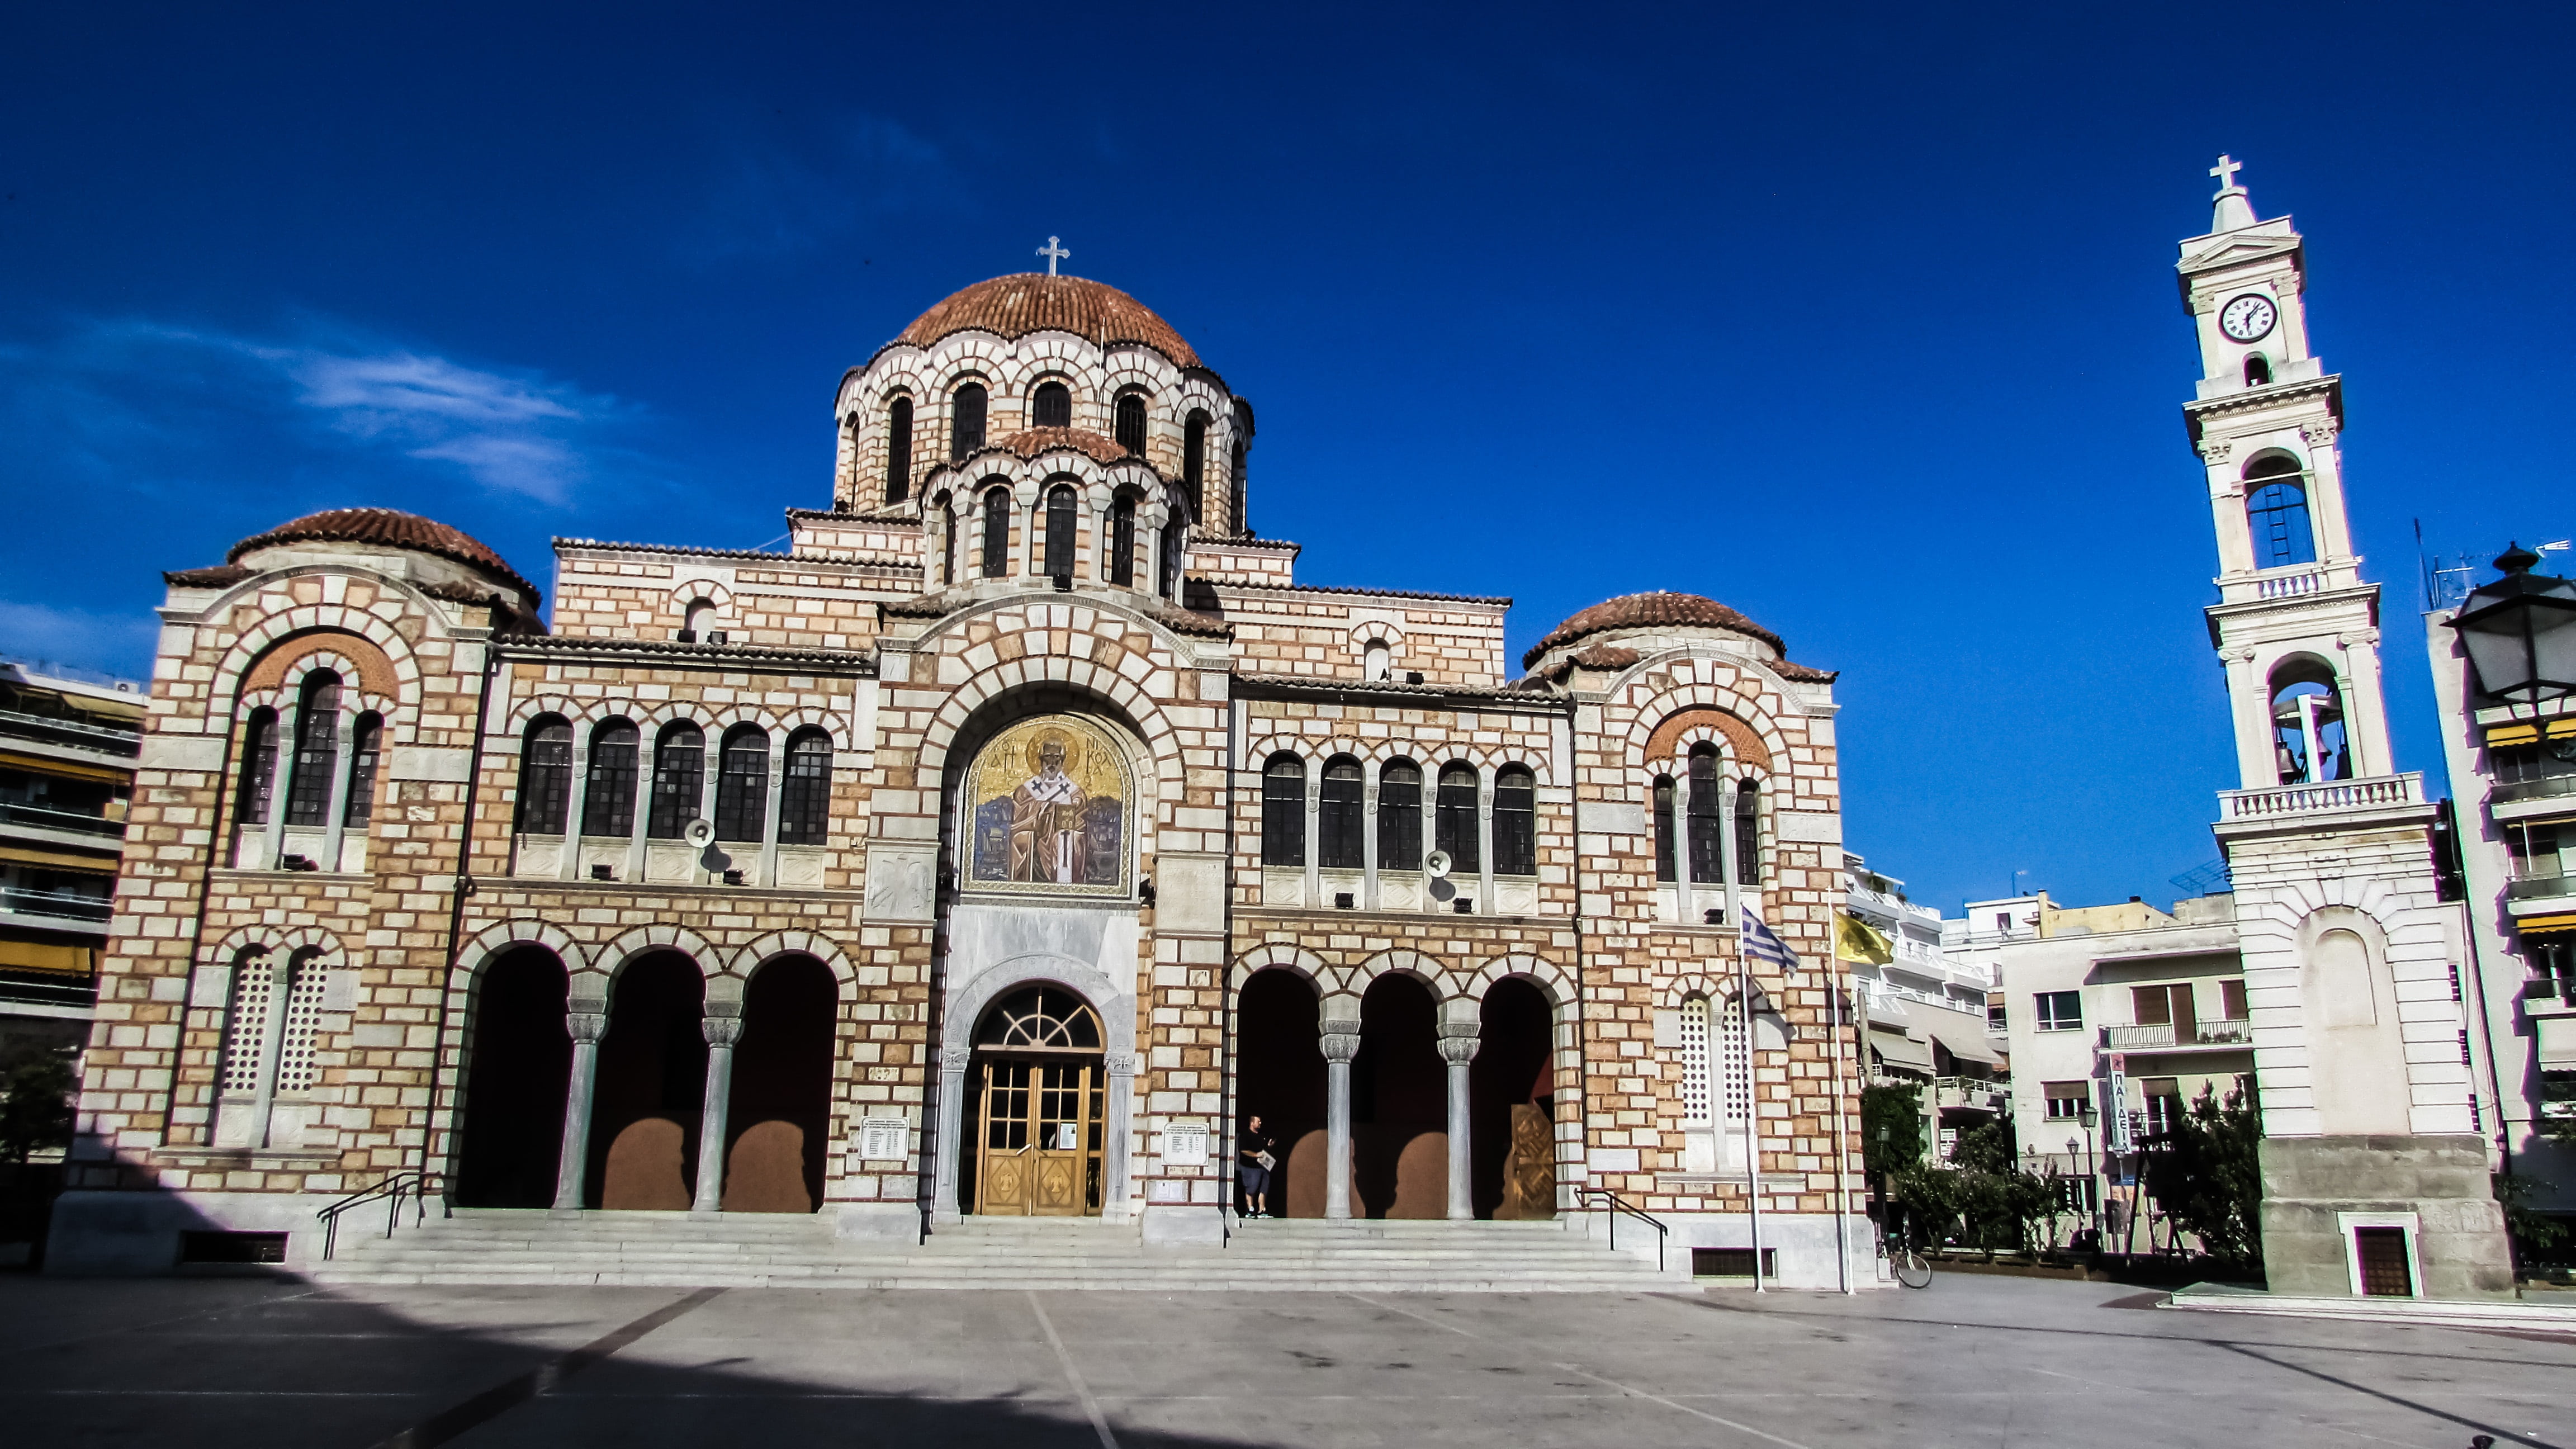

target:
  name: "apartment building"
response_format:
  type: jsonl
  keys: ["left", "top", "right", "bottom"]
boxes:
{"left": 1, "top": 659, "right": 142, "bottom": 1058}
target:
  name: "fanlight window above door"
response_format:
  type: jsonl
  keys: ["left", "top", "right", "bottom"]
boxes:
{"left": 977, "top": 986, "right": 1103, "bottom": 1052}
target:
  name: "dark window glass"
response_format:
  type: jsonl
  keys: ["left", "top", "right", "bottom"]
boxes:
{"left": 1183, "top": 410, "right": 1209, "bottom": 523}
{"left": 1262, "top": 754, "right": 1305, "bottom": 866}
{"left": 1435, "top": 764, "right": 1480, "bottom": 872}
{"left": 647, "top": 723, "right": 704, "bottom": 839}
{"left": 1045, "top": 484, "right": 1077, "bottom": 579}
{"left": 1653, "top": 775, "right": 1676, "bottom": 882}
{"left": 1685, "top": 745, "right": 1723, "bottom": 884}
{"left": 937, "top": 494, "right": 956, "bottom": 585}
{"left": 285, "top": 673, "right": 344, "bottom": 827}
{"left": 1494, "top": 765, "right": 1536, "bottom": 876}
{"left": 1319, "top": 756, "right": 1363, "bottom": 869}
{"left": 951, "top": 383, "right": 987, "bottom": 459}
{"left": 1160, "top": 511, "right": 1184, "bottom": 599}
{"left": 1114, "top": 394, "right": 1146, "bottom": 455}
{"left": 886, "top": 397, "right": 913, "bottom": 504}
{"left": 343, "top": 713, "right": 382, "bottom": 827}
{"left": 515, "top": 716, "right": 573, "bottom": 834}
{"left": 2244, "top": 457, "right": 2315, "bottom": 568}
{"left": 1735, "top": 776, "right": 1761, "bottom": 885}
{"left": 714, "top": 726, "right": 770, "bottom": 842}
{"left": 1378, "top": 760, "right": 1422, "bottom": 870}
{"left": 982, "top": 486, "right": 1011, "bottom": 577}
{"left": 1033, "top": 381, "right": 1072, "bottom": 429}
{"left": 583, "top": 719, "right": 640, "bottom": 837}
{"left": 778, "top": 728, "right": 832, "bottom": 845}
{"left": 1109, "top": 495, "right": 1137, "bottom": 586}
{"left": 236, "top": 709, "right": 278, "bottom": 825}
{"left": 1229, "top": 438, "right": 1246, "bottom": 534}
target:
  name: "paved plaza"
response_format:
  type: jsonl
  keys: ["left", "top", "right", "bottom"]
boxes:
{"left": 0, "top": 1273, "right": 2566, "bottom": 1448}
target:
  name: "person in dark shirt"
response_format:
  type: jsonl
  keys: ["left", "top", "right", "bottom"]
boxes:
{"left": 1238, "top": 1115, "right": 1276, "bottom": 1219}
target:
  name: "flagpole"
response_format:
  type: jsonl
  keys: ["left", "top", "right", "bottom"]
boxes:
{"left": 1828, "top": 920, "right": 1853, "bottom": 1295}
{"left": 1718, "top": 783, "right": 1758, "bottom": 1292}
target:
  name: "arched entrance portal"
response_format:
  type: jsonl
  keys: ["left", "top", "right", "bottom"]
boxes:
{"left": 453, "top": 946, "right": 572, "bottom": 1208}
{"left": 586, "top": 950, "right": 708, "bottom": 1210}
{"left": 967, "top": 985, "right": 1106, "bottom": 1216}
{"left": 1235, "top": 969, "right": 1325, "bottom": 1216}
{"left": 723, "top": 954, "right": 837, "bottom": 1213}
{"left": 1352, "top": 973, "right": 1446, "bottom": 1218}
{"left": 1471, "top": 977, "right": 1557, "bottom": 1220}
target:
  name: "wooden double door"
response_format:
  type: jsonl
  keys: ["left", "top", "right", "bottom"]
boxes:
{"left": 973, "top": 1054, "right": 1105, "bottom": 1216}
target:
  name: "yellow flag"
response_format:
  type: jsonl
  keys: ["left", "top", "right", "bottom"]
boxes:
{"left": 1835, "top": 911, "right": 1895, "bottom": 964}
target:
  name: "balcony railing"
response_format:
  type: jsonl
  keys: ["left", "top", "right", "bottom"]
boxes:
{"left": 0, "top": 887, "right": 113, "bottom": 922}
{"left": 2255, "top": 566, "right": 2327, "bottom": 600}
{"left": 0, "top": 802, "right": 126, "bottom": 839}
{"left": 0, "top": 707, "right": 142, "bottom": 755}
{"left": 2220, "top": 773, "right": 2420, "bottom": 821}
{"left": 2102, "top": 1019, "right": 2252, "bottom": 1050}
{"left": 2493, "top": 774, "right": 2576, "bottom": 807}
{"left": 1935, "top": 1077, "right": 2010, "bottom": 1113}
{"left": 2508, "top": 875, "right": 2576, "bottom": 903}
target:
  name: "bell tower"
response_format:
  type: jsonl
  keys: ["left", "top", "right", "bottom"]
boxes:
{"left": 2179, "top": 158, "right": 2511, "bottom": 1301}
{"left": 2182, "top": 157, "right": 2393, "bottom": 790}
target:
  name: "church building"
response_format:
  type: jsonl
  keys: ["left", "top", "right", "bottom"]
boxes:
{"left": 49, "top": 267, "right": 1865, "bottom": 1285}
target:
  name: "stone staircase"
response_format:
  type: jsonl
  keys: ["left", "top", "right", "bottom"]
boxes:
{"left": 303, "top": 1210, "right": 1692, "bottom": 1292}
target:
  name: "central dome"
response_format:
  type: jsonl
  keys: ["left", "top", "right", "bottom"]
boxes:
{"left": 898, "top": 273, "right": 1200, "bottom": 368}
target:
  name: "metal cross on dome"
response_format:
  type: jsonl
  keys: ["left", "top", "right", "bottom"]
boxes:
{"left": 2209, "top": 154, "right": 2244, "bottom": 192}
{"left": 1038, "top": 236, "right": 1069, "bottom": 276}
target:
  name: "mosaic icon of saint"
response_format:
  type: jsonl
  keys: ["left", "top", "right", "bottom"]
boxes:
{"left": 1008, "top": 735, "right": 1090, "bottom": 884}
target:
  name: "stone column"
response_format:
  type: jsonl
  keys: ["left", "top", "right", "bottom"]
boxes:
{"left": 759, "top": 733, "right": 788, "bottom": 888}
{"left": 1475, "top": 770, "right": 1495, "bottom": 915}
{"left": 1104, "top": 1052, "right": 1138, "bottom": 1221}
{"left": 552, "top": 1002, "right": 609, "bottom": 1212}
{"left": 1361, "top": 768, "right": 1380, "bottom": 910}
{"left": 692, "top": 1012, "right": 744, "bottom": 1215}
{"left": 931, "top": 1044, "right": 972, "bottom": 1224}
{"left": 319, "top": 707, "right": 358, "bottom": 872}
{"left": 558, "top": 717, "right": 595, "bottom": 882}
{"left": 1320, "top": 1017, "right": 1362, "bottom": 1220}
{"left": 1438, "top": 1024, "right": 1480, "bottom": 1221}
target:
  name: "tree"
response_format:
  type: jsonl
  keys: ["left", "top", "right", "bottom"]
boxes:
{"left": 2141, "top": 1081, "right": 2263, "bottom": 1265}
{"left": 0, "top": 1038, "right": 77, "bottom": 1163}
{"left": 1861, "top": 1083, "right": 1923, "bottom": 1180}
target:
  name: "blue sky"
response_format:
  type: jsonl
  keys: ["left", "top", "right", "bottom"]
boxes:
{"left": 4, "top": 3, "right": 2570, "bottom": 916}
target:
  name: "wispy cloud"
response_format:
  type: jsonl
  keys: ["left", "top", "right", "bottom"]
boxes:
{"left": 683, "top": 113, "right": 965, "bottom": 261}
{"left": 0, "top": 600, "right": 160, "bottom": 681}
{"left": 0, "top": 319, "right": 630, "bottom": 504}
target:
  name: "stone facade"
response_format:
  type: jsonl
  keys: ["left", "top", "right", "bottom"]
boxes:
{"left": 53, "top": 272, "right": 1866, "bottom": 1286}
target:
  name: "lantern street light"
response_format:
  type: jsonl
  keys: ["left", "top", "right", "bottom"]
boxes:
{"left": 2449, "top": 543, "right": 2576, "bottom": 706}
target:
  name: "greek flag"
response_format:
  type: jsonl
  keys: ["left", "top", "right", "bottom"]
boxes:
{"left": 1740, "top": 910, "right": 1803, "bottom": 981}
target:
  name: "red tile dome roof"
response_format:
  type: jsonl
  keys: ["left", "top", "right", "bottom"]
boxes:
{"left": 898, "top": 274, "right": 1200, "bottom": 368}
{"left": 229, "top": 508, "right": 537, "bottom": 599}
{"left": 1523, "top": 591, "right": 1786, "bottom": 671}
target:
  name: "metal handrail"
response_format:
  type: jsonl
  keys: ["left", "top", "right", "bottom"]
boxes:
{"left": 0, "top": 887, "right": 114, "bottom": 921}
{"left": 316, "top": 1169, "right": 442, "bottom": 1260}
{"left": 1575, "top": 1185, "right": 1669, "bottom": 1272}
{"left": 0, "top": 802, "right": 127, "bottom": 837}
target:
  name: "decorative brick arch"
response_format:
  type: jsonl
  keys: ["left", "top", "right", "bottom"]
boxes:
{"left": 235, "top": 645, "right": 399, "bottom": 727}
{"left": 665, "top": 579, "right": 736, "bottom": 615}
{"left": 1353, "top": 948, "right": 1455, "bottom": 1003}
{"left": 1655, "top": 969, "right": 1744, "bottom": 1010}
{"left": 596, "top": 924, "right": 722, "bottom": 981}
{"left": 916, "top": 642, "right": 1191, "bottom": 822}
{"left": 1230, "top": 942, "right": 1329, "bottom": 993}
{"left": 207, "top": 599, "right": 430, "bottom": 744}
{"left": 729, "top": 930, "right": 858, "bottom": 987}
{"left": 456, "top": 919, "right": 591, "bottom": 976}
{"left": 200, "top": 923, "right": 352, "bottom": 968}
{"left": 1642, "top": 703, "right": 1775, "bottom": 773}
{"left": 1462, "top": 953, "right": 1574, "bottom": 1007}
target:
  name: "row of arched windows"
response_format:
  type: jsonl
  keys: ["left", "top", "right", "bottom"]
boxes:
{"left": 1259, "top": 755, "right": 1539, "bottom": 876}
{"left": 235, "top": 670, "right": 383, "bottom": 831}
{"left": 937, "top": 481, "right": 1187, "bottom": 600}
{"left": 867, "top": 384, "right": 1228, "bottom": 522}
{"left": 1651, "top": 744, "right": 1763, "bottom": 887}
{"left": 513, "top": 717, "right": 834, "bottom": 846}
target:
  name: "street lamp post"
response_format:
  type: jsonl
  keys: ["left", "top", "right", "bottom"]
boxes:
{"left": 2075, "top": 1105, "right": 2100, "bottom": 1234}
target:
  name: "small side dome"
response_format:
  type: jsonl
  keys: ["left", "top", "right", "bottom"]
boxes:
{"left": 1524, "top": 591, "right": 1785, "bottom": 669}
{"left": 228, "top": 507, "right": 541, "bottom": 612}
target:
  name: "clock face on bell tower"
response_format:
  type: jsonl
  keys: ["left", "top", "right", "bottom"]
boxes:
{"left": 2219, "top": 293, "right": 2277, "bottom": 343}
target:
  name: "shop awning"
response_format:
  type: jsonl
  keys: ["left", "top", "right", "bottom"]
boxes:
{"left": 1868, "top": 1027, "right": 1935, "bottom": 1073}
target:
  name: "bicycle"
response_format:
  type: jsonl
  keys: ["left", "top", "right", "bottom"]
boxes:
{"left": 1887, "top": 1211, "right": 1934, "bottom": 1290}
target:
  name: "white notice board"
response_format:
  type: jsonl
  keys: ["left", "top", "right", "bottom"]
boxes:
{"left": 858, "top": 1117, "right": 909, "bottom": 1163}
{"left": 1164, "top": 1121, "right": 1210, "bottom": 1167}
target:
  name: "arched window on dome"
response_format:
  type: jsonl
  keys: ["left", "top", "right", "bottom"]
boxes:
{"left": 885, "top": 396, "right": 913, "bottom": 505}
{"left": 951, "top": 382, "right": 987, "bottom": 460}
{"left": 1108, "top": 493, "right": 1137, "bottom": 586}
{"left": 1435, "top": 764, "right": 1480, "bottom": 873}
{"left": 1114, "top": 394, "right": 1147, "bottom": 456}
{"left": 1378, "top": 759, "right": 1422, "bottom": 870}
{"left": 1318, "top": 755, "right": 1363, "bottom": 869}
{"left": 1159, "top": 487, "right": 1187, "bottom": 600}
{"left": 981, "top": 486, "right": 1011, "bottom": 578}
{"left": 1229, "top": 438, "right": 1246, "bottom": 534}
{"left": 1183, "top": 409, "right": 1210, "bottom": 523}
{"left": 1262, "top": 754, "right": 1305, "bottom": 866}
{"left": 2244, "top": 455, "right": 2315, "bottom": 569}
{"left": 934, "top": 491, "right": 956, "bottom": 585}
{"left": 1033, "top": 380, "right": 1072, "bottom": 430}
{"left": 1044, "top": 483, "right": 1077, "bottom": 580}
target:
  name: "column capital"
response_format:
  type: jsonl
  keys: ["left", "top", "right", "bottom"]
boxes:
{"left": 1105, "top": 1052, "right": 1139, "bottom": 1077}
{"left": 567, "top": 1011, "right": 609, "bottom": 1044}
{"left": 702, "top": 1017, "right": 746, "bottom": 1048}
{"left": 1436, "top": 1035, "right": 1481, "bottom": 1065}
{"left": 1319, "top": 1025, "right": 1362, "bottom": 1062}
{"left": 941, "top": 1044, "right": 974, "bottom": 1073}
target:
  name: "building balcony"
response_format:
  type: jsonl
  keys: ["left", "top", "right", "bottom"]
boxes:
{"left": 2490, "top": 774, "right": 2576, "bottom": 823}
{"left": 1935, "top": 1077, "right": 2010, "bottom": 1115}
{"left": 2216, "top": 772, "right": 2425, "bottom": 830}
{"left": 0, "top": 705, "right": 141, "bottom": 757}
{"left": 2101, "top": 1019, "right": 2253, "bottom": 1052}
{"left": 0, "top": 801, "right": 127, "bottom": 843}
{"left": 2507, "top": 875, "right": 2576, "bottom": 915}
{"left": 0, "top": 887, "right": 113, "bottom": 932}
